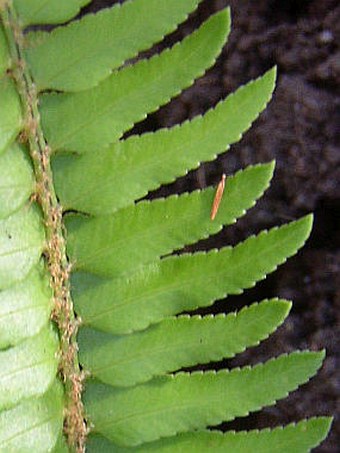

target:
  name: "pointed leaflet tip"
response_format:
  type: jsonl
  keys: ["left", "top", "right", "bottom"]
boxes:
{"left": 78, "top": 298, "right": 293, "bottom": 387}
{"left": 52, "top": 71, "right": 277, "bottom": 215}
{"left": 41, "top": 7, "right": 231, "bottom": 152}
{"left": 66, "top": 163, "right": 274, "bottom": 277}
{"left": 86, "top": 417, "right": 333, "bottom": 452}
{"left": 26, "top": 0, "right": 206, "bottom": 91}
{"left": 72, "top": 212, "right": 311, "bottom": 335}
{"left": 273, "top": 298, "right": 292, "bottom": 318}
{"left": 83, "top": 351, "right": 326, "bottom": 446}
{"left": 266, "top": 65, "right": 278, "bottom": 86}
{"left": 294, "top": 213, "right": 314, "bottom": 243}
{"left": 211, "top": 160, "right": 274, "bottom": 222}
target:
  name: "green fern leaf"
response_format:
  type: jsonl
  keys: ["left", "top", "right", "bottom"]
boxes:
{"left": 0, "top": 264, "right": 52, "bottom": 349}
{"left": 73, "top": 215, "right": 312, "bottom": 334}
{"left": 0, "top": 380, "right": 64, "bottom": 452}
{"left": 0, "top": 77, "right": 22, "bottom": 154}
{"left": 26, "top": 0, "right": 203, "bottom": 91}
{"left": 52, "top": 68, "right": 276, "bottom": 214}
{"left": 52, "top": 434, "right": 69, "bottom": 453}
{"left": 78, "top": 299, "right": 291, "bottom": 387}
{"left": 40, "top": 8, "right": 231, "bottom": 152}
{"left": 87, "top": 417, "right": 332, "bottom": 452}
{"left": 0, "top": 325, "right": 58, "bottom": 411}
{"left": 0, "top": 143, "right": 34, "bottom": 219}
{"left": 13, "top": 0, "right": 91, "bottom": 26}
{"left": 66, "top": 162, "right": 273, "bottom": 277}
{"left": 84, "top": 351, "right": 324, "bottom": 446}
{"left": 0, "top": 205, "right": 45, "bottom": 287}
{"left": 0, "top": 26, "right": 9, "bottom": 75}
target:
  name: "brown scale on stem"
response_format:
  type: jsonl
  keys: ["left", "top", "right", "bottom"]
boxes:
{"left": 0, "top": 4, "right": 87, "bottom": 452}
{"left": 211, "top": 173, "right": 226, "bottom": 220}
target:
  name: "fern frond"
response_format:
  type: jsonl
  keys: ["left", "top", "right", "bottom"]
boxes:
{"left": 26, "top": 0, "right": 203, "bottom": 91}
{"left": 73, "top": 215, "right": 312, "bottom": 334}
{"left": 78, "top": 299, "right": 291, "bottom": 387}
{"left": 52, "top": 68, "right": 276, "bottom": 214}
{"left": 0, "top": 1, "right": 332, "bottom": 450}
{"left": 13, "top": 0, "right": 91, "bottom": 26}
{"left": 84, "top": 351, "right": 325, "bottom": 446}
{"left": 40, "top": 8, "right": 231, "bottom": 152}
{"left": 87, "top": 417, "right": 333, "bottom": 452}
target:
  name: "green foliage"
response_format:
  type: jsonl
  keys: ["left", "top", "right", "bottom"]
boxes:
{"left": 65, "top": 162, "right": 274, "bottom": 276}
{"left": 0, "top": 77, "right": 22, "bottom": 152}
{"left": 78, "top": 299, "right": 291, "bottom": 387}
{"left": 52, "top": 69, "right": 275, "bottom": 215}
{"left": 73, "top": 216, "right": 312, "bottom": 335}
{"left": 26, "top": 0, "right": 203, "bottom": 91}
{"left": 87, "top": 418, "right": 332, "bottom": 453}
{"left": 84, "top": 351, "right": 324, "bottom": 446}
{"left": 40, "top": 8, "right": 230, "bottom": 152}
{"left": 0, "top": 204, "right": 45, "bottom": 286}
{"left": 0, "top": 0, "right": 332, "bottom": 452}
{"left": 0, "top": 325, "right": 58, "bottom": 411}
{"left": 13, "top": 0, "right": 91, "bottom": 26}
{"left": 0, "top": 264, "right": 52, "bottom": 348}
{"left": 0, "top": 143, "right": 34, "bottom": 218}
{"left": 0, "top": 380, "right": 64, "bottom": 452}
{"left": 0, "top": 26, "right": 9, "bottom": 78}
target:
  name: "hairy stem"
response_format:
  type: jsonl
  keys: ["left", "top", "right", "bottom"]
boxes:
{"left": 0, "top": 4, "right": 86, "bottom": 452}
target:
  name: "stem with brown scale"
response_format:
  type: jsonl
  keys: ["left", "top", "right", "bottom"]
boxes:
{"left": 0, "top": 3, "right": 87, "bottom": 452}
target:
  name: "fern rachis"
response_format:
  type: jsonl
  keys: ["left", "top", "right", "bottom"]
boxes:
{"left": 0, "top": 0, "right": 332, "bottom": 451}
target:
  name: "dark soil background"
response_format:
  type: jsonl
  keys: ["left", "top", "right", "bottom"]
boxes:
{"left": 86, "top": 1, "right": 339, "bottom": 451}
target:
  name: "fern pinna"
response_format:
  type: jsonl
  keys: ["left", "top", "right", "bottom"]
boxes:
{"left": 0, "top": 0, "right": 332, "bottom": 452}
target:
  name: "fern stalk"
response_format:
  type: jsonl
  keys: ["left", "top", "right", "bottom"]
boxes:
{"left": 0, "top": 3, "right": 86, "bottom": 451}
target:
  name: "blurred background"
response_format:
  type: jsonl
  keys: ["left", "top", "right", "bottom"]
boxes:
{"left": 84, "top": 1, "right": 339, "bottom": 450}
